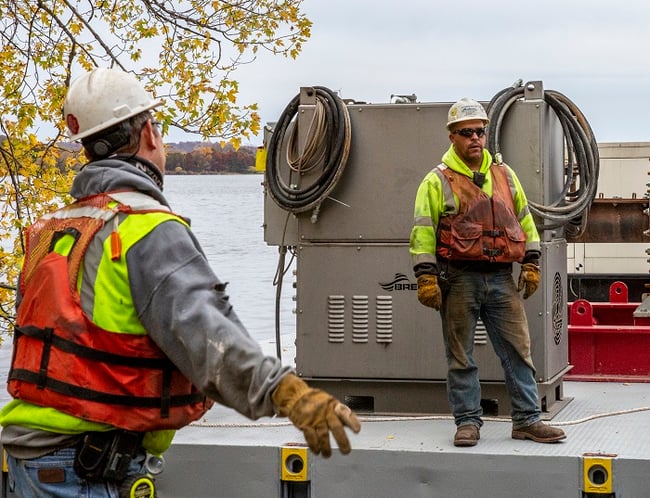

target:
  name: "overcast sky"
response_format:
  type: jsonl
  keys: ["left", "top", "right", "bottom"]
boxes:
{"left": 171, "top": 0, "right": 650, "bottom": 146}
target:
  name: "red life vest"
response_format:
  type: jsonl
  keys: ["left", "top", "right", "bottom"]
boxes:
{"left": 8, "top": 193, "right": 212, "bottom": 431}
{"left": 436, "top": 165, "right": 526, "bottom": 263}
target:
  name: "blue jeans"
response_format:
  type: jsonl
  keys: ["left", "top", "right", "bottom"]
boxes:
{"left": 439, "top": 267, "right": 541, "bottom": 429}
{"left": 6, "top": 447, "right": 147, "bottom": 498}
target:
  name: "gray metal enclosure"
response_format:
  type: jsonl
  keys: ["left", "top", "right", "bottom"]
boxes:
{"left": 264, "top": 85, "right": 569, "bottom": 415}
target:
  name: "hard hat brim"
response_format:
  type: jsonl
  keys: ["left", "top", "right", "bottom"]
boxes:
{"left": 68, "top": 99, "right": 162, "bottom": 141}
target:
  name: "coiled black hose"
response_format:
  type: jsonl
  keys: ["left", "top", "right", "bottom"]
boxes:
{"left": 486, "top": 80, "right": 599, "bottom": 237}
{"left": 265, "top": 86, "right": 351, "bottom": 214}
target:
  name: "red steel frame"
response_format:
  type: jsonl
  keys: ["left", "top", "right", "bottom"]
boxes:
{"left": 567, "top": 281, "right": 650, "bottom": 382}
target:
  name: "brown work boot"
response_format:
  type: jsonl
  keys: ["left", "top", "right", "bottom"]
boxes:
{"left": 512, "top": 421, "right": 566, "bottom": 443}
{"left": 454, "top": 424, "right": 480, "bottom": 447}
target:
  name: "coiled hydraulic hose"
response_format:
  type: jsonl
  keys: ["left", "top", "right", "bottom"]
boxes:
{"left": 265, "top": 86, "right": 351, "bottom": 359}
{"left": 265, "top": 86, "right": 351, "bottom": 214}
{"left": 486, "top": 80, "right": 599, "bottom": 237}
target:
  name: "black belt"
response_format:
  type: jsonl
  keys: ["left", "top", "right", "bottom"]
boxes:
{"left": 445, "top": 260, "right": 513, "bottom": 273}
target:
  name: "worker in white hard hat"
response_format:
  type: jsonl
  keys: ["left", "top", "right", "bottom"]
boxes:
{"left": 1, "top": 67, "right": 360, "bottom": 497}
{"left": 409, "top": 97, "right": 566, "bottom": 448}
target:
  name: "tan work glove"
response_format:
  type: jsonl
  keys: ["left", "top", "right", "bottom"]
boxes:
{"left": 272, "top": 373, "right": 361, "bottom": 457}
{"left": 417, "top": 275, "right": 441, "bottom": 310}
{"left": 517, "top": 262, "right": 540, "bottom": 299}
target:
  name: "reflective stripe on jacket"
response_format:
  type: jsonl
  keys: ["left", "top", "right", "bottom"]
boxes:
{"left": 8, "top": 191, "right": 212, "bottom": 433}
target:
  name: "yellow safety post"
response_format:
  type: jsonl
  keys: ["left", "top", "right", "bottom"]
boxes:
{"left": 255, "top": 146, "right": 267, "bottom": 172}
{"left": 280, "top": 446, "right": 308, "bottom": 482}
{"left": 583, "top": 453, "right": 615, "bottom": 495}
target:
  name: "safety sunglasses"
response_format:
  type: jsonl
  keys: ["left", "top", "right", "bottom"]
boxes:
{"left": 452, "top": 127, "right": 487, "bottom": 138}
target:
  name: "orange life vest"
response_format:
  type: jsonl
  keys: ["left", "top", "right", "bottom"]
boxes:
{"left": 8, "top": 192, "right": 212, "bottom": 431}
{"left": 436, "top": 165, "right": 526, "bottom": 263}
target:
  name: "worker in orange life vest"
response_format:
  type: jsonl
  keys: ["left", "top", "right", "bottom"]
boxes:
{"left": 1, "top": 68, "right": 360, "bottom": 497}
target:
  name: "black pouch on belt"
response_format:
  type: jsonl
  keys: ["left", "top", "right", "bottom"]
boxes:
{"left": 74, "top": 430, "right": 143, "bottom": 481}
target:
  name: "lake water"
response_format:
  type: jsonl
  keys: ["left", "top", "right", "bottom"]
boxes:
{"left": 163, "top": 174, "right": 296, "bottom": 346}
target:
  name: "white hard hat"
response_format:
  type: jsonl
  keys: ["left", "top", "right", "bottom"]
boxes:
{"left": 64, "top": 68, "right": 161, "bottom": 141}
{"left": 447, "top": 97, "right": 489, "bottom": 129}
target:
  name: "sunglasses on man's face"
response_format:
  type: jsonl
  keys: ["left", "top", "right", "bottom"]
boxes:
{"left": 452, "top": 127, "right": 487, "bottom": 138}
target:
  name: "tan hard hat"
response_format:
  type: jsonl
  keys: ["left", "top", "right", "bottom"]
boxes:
{"left": 64, "top": 68, "right": 161, "bottom": 141}
{"left": 447, "top": 97, "right": 489, "bottom": 129}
